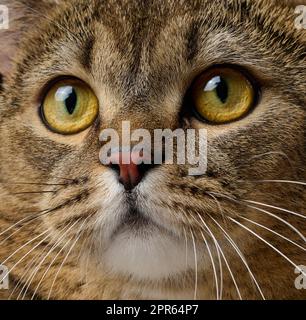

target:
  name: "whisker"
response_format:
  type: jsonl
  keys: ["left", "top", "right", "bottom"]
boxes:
{"left": 213, "top": 239, "right": 242, "bottom": 300}
{"left": 0, "top": 175, "right": 80, "bottom": 186}
{"left": 200, "top": 195, "right": 242, "bottom": 300}
{"left": 0, "top": 202, "right": 75, "bottom": 245}
{"left": 73, "top": 226, "right": 92, "bottom": 284}
{"left": 0, "top": 217, "right": 44, "bottom": 246}
{"left": 249, "top": 151, "right": 292, "bottom": 162}
{"left": 1, "top": 193, "right": 87, "bottom": 240}
{"left": 195, "top": 215, "right": 224, "bottom": 300}
{"left": 208, "top": 192, "right": 306, "bottom": 243}
{"left": 208, "top": 214, "right": 265, "bottom": 300}
{"left": 229, "top": 217, "right": 306, "bottom": 277}
{"left": 189, "top": 229, "right": 198, "bottom": 300}
{"left": 196, "top": 213, "right": 242, "bottom": 299}
{"left": 237, "top": 180, "right": 306, "bottom": 186}
{"left": 9, "top": 242, "right": 51, "bottom": 299}
{"left": 199, "top": 230, "right": 219, "bottom": 300}
{"left": 1, "top": 231, "right": 50, "bottom": 285}
{"left": 84, "top": 237, "right": 94, "bottom": 284}
{"left": 1, "top": 230, "right": 49, "bottom": 265}
{"left": 0, "top": 209, "right": 48, "bottom": 238}
{"left": 183, "top": 226, "right": 188, "bottom": 270}
{"left": 241, "top": 216, "right": 306, "bottom": 252}
{"left": 237, "top": 152, "right": 296, "bottom": 176}
{"left": 1, "top": 182, "right": 68, "bottom": 187}
{"left": 47, "top": 218, "right": 89, "bottom": 300}
{"left": 208, "top": 193, "right": 227, "bottom": 225}
{"left": 51, "top": 176, "right": 79, "bottom": 182}
{"left": 10, "top": 191, "right": 58, "bottom": 195}
{"left": 243, "top": 200, "right": 306, "bottom": 220}
{"left": 243, "top": 204, "right": 306, "bottom": 242}
{"left": 21, "top": 220, "right": 79, "bottom": 300}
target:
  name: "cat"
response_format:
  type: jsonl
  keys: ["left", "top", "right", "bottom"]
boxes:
{"left": 0, "top": 0, "right": 305, "bottom": 300}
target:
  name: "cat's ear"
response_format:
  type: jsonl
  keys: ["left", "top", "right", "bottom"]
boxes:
{"left": 0, "top": 0, "right": 57, "bottom": 80}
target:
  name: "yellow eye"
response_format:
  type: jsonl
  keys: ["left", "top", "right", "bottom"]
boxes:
{"left": 191, "top": 67, "right": 256, "bottom": 124}
{"left": 41, "top": 79, "right": 99, "bottom": 134}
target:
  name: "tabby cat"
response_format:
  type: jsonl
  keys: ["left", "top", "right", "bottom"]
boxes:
{"left": 0, "top": 0, "right": 305, "bottom": 300}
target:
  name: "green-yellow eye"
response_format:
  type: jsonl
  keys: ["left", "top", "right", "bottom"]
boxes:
{"left": 191, "top": 67, "right": 256, "bottom": 124}
{"left": 41, "top": 79, "right": 99, "bottom": 134}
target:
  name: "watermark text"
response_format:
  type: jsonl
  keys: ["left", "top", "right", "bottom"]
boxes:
{"left": 294, "top": 265, "right": 306, "bottom": 290}
{"left": 0, "top": 264, "right": 9, "bottom": 290}
{"left": 295, "top": 5, "right": 306, "bottom": 30}
{"left": 99, "top": 121, "right": 208, "bottom": 176}
{"left": 0, "top": 5, "right": 9, "bottom": 30}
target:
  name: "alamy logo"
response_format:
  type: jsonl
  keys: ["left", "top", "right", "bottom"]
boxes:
{"left": 295, "top": 5, "right": 306, "bottom": 30}
{"left": 99, "top": 121, "right": 208, "bottom": 176}
{"left": 0, "top": 264, "right": 9, "bottom": 290}
{"left": 294, "top": 265, "right": 306, "bottom": 290}
{"left": 0, "top": 5, "right": 9, "bottom": 30}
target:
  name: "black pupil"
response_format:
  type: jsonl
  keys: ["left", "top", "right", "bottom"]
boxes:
{"left": 65, "top": 88, "right": 77, "bottom": 115}
{"left": 215, "top": 77, "right": 228, "bottom": 104}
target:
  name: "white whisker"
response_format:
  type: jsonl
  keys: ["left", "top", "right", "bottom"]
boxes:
{"left": 190, "top": 229, "right": 198, "bottom": 300}
{"left": 194, "top": 215, "right": 224, "bottom": 299}
{"left": 22, "top": 220, "right": 80, "bottom": 300}
{"left": 47, "top": 218, "right": 89, "bottom": 300}
{"left": 85, "top": 237, "right": 94, "bottom": 284}
{"left": 245, "top": 204, "right": 306, "bottom": 242}
{"left": 214, "top": 241, "right": 242, "bottom": 300}
{"left": 208, "top": 214, "right": 265, "bottom": 300}
{"left": 237, "top": 180, "right": 306, "bottom": 186}
{"left": 249, "top": 151, "right": 292, "bottom": 161}
{"left": 0, "top": 209, "right": 47, "bottom": 238}
{"left": 183, "top": 226, "right": 188, "bottom": 270}
{"left": 1, "top": 230, "right": 49, "bottom": 265}
{"left": 243, "top": 200, "right": 306, "bottom": 220}
{"left": 1, "top": 231, "right": 50, "bottom": 284}
{"left": 241, "top": 216, "right": 306, "bottom": 252}
{"left": 9, "top": 242, "right": 50, "bottom": 299}
{"left": 199, "top": 230, "right": 219, "bottom": 300}
{"left": 208, "top": 192, "right": 306, "bottom": 243}
{"left": 201, "top": 225, "right": 240, "bottom": 300}
{"left": 229, "top": 217, "right": 306, "bottom": 278}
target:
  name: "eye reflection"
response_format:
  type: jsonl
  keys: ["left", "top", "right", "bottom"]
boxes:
{"left": 41, "top": 79, "right": 99, "bottom": 134}
{"left": 55, "top": 86, "right": 78, "bottom": 115}
{"left": 191, "top": 66, "right": 256, "bottom": 124}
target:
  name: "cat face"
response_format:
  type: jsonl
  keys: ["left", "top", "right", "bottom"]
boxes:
{"left": 0, "top": 0, "right": 305, "bottom": 299}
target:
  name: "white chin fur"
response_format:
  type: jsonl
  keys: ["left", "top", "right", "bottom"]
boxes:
{"left": 102, "top": 229, "right": 197, "bottom": 280}
{"left": 92, "top": 171, "right": 200, "bottom": 281}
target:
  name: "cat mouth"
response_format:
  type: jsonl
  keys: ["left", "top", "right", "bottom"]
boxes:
{"left": 110, "top": 205, "right": 175, "bottom": 241}
{"left": 110, "top": 207, "right": 158, "bottom": 240}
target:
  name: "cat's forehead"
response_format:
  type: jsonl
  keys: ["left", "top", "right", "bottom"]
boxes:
{"left": 6, "top": 0, "right": 305, "bottom": 109}
{"left": 50, "top": 1, "right": 304, "bottom": 89}
{"left": 32, "top": 0, "right": 304, "bottom": 70}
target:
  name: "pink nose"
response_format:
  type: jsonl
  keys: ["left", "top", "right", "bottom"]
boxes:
{"left": 108, "top": 151, "right": 152, "bottom": 190}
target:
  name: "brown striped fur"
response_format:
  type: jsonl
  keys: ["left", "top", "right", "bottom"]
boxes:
{"left": 0, "top": 0, "right": 305, "bottom": 299}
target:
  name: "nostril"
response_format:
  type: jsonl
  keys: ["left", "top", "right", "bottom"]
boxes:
{"left": 138, "top": 163, "right": 155, "bottom": 176}
{"left": 109, "top": 163, "right": 120, "bottom": 175}
{"left": 107, "top": 152, "right": 156, "bottom": 190}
